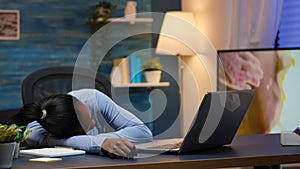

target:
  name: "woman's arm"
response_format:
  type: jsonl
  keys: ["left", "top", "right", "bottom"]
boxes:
{"left": 49, "top": 89, "right": 152, "bottom": 157}
{"left": 26, "top": 120, "right": 140, "bottom": 155}
{"left": 27, "top": 89, "right": 152, "bottom": 157}
{"left": 25, "top": 121, "right": 49, "bottom": 147}
{"left": 24, "top": 114, "right": 118, "bottom": 154}
{"left": 94, "top": 89, "right": 153, "bottom": 143}
{"left": 69, "top": 89, "right": 153, "bottom": 144}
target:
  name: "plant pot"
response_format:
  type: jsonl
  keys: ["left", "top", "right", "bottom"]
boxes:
{"left": 13, "top": 142, "right": 20, "bottom": 159}
{"left": 0, "top": 142, "right": 16, "bottom": 168}
{"left": 144, "top": 70, "right": 161, "bottom": 83}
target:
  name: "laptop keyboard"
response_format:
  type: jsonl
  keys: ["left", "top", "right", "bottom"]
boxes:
{"left": 148, "top": 141, "right": 182, "bottom": 150}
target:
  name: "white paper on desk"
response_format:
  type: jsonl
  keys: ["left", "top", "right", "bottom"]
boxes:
{"left": 20, "top": 147, "right": 85, "bottom": 157}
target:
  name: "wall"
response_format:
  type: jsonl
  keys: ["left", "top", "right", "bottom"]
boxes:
{"left": 0, "top": 0, "right": 182, "bottom": 137}
{"left": 0, "top": 0, "right": 151, "bottom": 110}
{"left": 182, "top": 0, "right": 282, "bottom": 50}
{"left": 181, "top": 0, "right": 226, "bottom": 49}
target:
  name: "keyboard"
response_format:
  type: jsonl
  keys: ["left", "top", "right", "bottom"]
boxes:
{"left": 147, "top": 141, "right": 182, "bottom": 150}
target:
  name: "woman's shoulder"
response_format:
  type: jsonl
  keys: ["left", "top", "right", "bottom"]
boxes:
{"left": 68, "top": 88, "right": 105, "bottom": 99}
{"left": 69, "top": 89, "right": 113, "bottom": 112}
{"left": 68, "top": 88, "right": 88, "bottom": 95}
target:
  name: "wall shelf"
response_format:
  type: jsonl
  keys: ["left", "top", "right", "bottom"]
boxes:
{"left": 97, "top": 17, "right": 153, "bottom": 24}
{"left": 113, "top": 82, "right": 170, "bottom": 88}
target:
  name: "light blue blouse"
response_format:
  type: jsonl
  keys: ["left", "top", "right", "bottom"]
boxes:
{"left": 25, "top": 89, "right": 152, "bottom": 154}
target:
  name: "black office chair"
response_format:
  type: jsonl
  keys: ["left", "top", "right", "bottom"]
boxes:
{"left": 22, "top": 66, "right": 112, "bottom": 104}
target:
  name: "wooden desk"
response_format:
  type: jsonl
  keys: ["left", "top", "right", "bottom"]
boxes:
{"left": 11, "top": 134, "right": 300, "bottom": 169}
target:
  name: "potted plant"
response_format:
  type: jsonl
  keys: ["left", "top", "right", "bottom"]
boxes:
{"left": 141, "top": 58, "right": 162, "bottom": 83}
{"left": 85, "top": 1, "right": 117, "bottom": 69}
{"left": 0, "top": 124, "right": 31, "bottom": 168}
{"left": 86, "top": 1, "right": 117, "bottom": 34}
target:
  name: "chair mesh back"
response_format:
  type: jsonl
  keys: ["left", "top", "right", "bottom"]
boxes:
{"left": 22, "top": 66, "right": 112, "bottom": 104}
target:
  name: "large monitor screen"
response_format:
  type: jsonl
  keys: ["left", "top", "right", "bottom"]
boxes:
{"left": 217, "top": 48, "right": 300, "bottom": 135}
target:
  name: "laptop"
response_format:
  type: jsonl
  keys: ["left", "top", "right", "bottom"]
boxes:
{"left": 136, "top": 89, "right": 256, "bottom": 154}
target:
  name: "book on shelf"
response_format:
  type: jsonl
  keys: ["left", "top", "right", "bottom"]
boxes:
{"left": 128, "top": 54, "right": 142, "bottom": 83}
{"left": 111, "top": 55, "right": 142, "bottom": 85}
{"left": 110, "top": 59, "right": 122, "bottom": 85}
{"left": 111, "top": 57, "right": 130, "bottom": 85}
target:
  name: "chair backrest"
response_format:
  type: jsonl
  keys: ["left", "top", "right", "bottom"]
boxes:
{"left": 22, "top": 66, "right": 112, "bottom": 104}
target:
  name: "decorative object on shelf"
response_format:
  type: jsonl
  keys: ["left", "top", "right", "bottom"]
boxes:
{"left": 124, "top": 1, "right": 137, "bottom": 24}
{"left": 142, "top": 58, "right": 162, "bottom": 83}
{"left": 0, "top": 124, "right": 32, "bottom": 168}
{"left": 86, "top": 1, "right": 117, "bottom": 34}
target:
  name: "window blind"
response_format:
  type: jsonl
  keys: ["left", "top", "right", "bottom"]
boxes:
{"left": 278, "top": 1, "right": 300, "bottom": 47}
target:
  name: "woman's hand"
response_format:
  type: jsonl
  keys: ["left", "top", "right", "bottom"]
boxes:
{"left": 219, "top": 52, "right": 263, "bottom": 90}
{"left": 101, "top": 138, "right": 137, "bottom": 159}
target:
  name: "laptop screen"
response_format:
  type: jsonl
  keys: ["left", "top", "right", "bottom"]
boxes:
{"left": 217, "top": 48, "right": 300, "bottom": 135}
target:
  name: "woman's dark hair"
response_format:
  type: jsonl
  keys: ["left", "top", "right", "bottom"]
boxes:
{"left": 11, "top": 94, "right": 84, "bottom": 139}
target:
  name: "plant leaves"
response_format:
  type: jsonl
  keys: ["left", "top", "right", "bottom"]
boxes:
{"left": 0, "top": 124, "right": 32, "bottom": 143}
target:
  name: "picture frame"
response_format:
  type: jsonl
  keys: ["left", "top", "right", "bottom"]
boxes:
{"left": 0, "top": 10, "right": 20, "bottom": 40}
